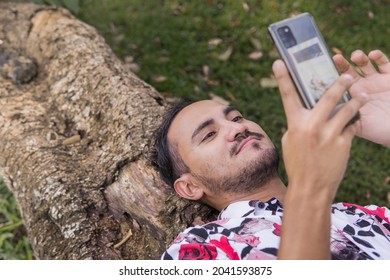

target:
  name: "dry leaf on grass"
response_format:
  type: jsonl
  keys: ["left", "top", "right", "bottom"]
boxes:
{"left": 226, "top": 91, "right": 238, "bottom": 102}
{"left": 153, "top": 75, "right": 167, "bottom": 82}
{"left": 332, "top": 47, "right": 343, "bottom": 55}
{"left": 124, "top": 56, "right": 134, "bottom": 63}
{"left": 123, "top": 56, "right": 140, "bottom": 73}
{"left": 208, "top": 38, "right": 223, "bottom": 46}
{"left": 114, "top": 34, "right": 125, "bottom": 44}
{"left": 242, "top": 2, "right": 250, "bottom": 12}
{"left": 248, "top": 51, "right": 263, "bottom": 60}
{"left": 206, "top": 80, "right": 220, "bottom": 87}
{"left": 218, "top": 46, "right": 233, "bottom": 61}
{"left": 158, "top": 56, "right": 170, "bottom": 62}
{"left": 203, "top": 65, "right": 210, "bottom": 78}
{"left": 125, "top": 63, "right": 140, "bottom": 73}
{"left": 260, "top": 76, "right": 278, "bottom": 88}
{"left": 249, "top": 37, "right": 262, "bottom": 50}
{"left": 209, "top": 93, "right": 230, "bottom": 105}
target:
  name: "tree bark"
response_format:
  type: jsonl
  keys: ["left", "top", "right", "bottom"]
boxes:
{"left": 0, "top": 2, "right": 217, "bottom": 260}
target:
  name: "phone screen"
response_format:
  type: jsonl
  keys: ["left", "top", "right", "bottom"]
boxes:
{"left": 287, "top": 37, "right": 340, "bottom": 105}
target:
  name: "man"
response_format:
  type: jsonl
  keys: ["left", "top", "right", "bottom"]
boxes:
{"left": 152, "top": 49, "right": 390, "bottom": 259}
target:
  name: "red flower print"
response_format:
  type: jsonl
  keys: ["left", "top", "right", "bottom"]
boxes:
{"left": 178, "top": 244, "right": 217, "bottom": 260}
{"left": 210, "top": 236, "right": 240, "bottom": 260}
{"left": 343, "top": 203, "right": 390, "bottom": 224}
{"left": 272, "top": 223, "right": 281, "bottom": 236}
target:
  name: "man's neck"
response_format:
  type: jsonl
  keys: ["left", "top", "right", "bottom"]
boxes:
{"left": 210, "top": 177, "right": 287, "bottom": 211}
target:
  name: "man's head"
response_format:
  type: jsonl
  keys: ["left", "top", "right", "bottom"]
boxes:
{"left": 152, "top": 99, "right": 280, "bottom": 208}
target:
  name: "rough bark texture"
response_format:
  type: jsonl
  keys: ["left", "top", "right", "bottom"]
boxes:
{"left": 0, "top": 2, "right": 217, "bottom": 259}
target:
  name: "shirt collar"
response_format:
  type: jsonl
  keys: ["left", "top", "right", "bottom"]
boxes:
{"left": 218, "top": 198, "right": 284, "bottom": 219}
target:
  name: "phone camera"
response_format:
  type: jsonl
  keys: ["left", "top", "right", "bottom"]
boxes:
{"left": 277, "top": 26, "right": 297, "bottom": 48}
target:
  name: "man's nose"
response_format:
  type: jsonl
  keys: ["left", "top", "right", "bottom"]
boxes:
{"left": 225, "top": 121, "right": 247, "bottom": 141}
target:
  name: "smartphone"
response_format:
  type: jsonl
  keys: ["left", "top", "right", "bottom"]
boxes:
{"left": 268, "top": 12, "right": 359, "bottom": 122}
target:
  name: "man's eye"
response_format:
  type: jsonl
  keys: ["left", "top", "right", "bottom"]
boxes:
{"left": 202, "top": 131, "right": 215, "bottom": 142}
{"left": 232, "top": 116, "right": 243, "bottom": 122}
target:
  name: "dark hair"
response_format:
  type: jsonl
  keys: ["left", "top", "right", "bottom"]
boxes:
{"left": 151, "top": 99, "right": 196, "bottom": 187}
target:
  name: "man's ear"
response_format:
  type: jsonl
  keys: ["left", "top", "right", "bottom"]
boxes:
{"left": 173, "top": 173, "right": 204, "bottom": 201}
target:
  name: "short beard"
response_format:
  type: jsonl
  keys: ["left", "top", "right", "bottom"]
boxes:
{"left": 192, "top": 147, "right": 280, "bottom": 196}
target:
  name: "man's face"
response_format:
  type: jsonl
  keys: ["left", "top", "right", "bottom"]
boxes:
{"left": 168, "top": 100, "right": 279, "bottom": 195}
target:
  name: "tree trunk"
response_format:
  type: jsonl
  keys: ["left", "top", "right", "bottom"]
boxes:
{"left": 0, "top": 2, "right": 217, "bottom": 260}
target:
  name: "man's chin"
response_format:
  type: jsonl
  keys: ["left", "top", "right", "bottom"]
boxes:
{"left": 234, "top": 140, "right": 262, "bottom": 156}
{"left": 196, "top": 147, "right": 280, "bottom": 195}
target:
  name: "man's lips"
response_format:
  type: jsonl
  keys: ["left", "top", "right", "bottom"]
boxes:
{"left": 235, "top": 136, "right": 258, "bottom": 155}
{"left": 230, "top": 131, "right": 264, "bottom": 157}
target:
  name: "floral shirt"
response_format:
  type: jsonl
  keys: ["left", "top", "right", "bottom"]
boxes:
{"left": 161, "top": 199, "right": 390, "bottom": 260}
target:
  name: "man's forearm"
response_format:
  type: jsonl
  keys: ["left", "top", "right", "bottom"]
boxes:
{"left": 278, "top": 184, "right": 332, "bottom": 260}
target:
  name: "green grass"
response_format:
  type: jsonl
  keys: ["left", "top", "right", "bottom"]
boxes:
{"left": 0, "top": 179, "right": 34, "bottom": 259}
{"left": 77, "top": 0, "right": 390, "bottom": 206}
{"left": 2, "top": 0, "right": 390, "bottom": 259}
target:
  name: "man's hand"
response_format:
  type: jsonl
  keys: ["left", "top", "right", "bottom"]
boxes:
{"left": 272, "top": 59, "right": 367, "bottom": 200}
{"left": 334, "top": 50, "right": 390, "bottom": 147}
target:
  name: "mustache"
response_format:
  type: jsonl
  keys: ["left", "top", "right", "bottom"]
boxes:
{"left": 230, "top": 131, "right": 264, "bottom": 156}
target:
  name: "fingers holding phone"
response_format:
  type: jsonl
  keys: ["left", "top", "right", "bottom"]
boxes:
{"left": 272, "top": 59, "right": 304, "bottom": 128}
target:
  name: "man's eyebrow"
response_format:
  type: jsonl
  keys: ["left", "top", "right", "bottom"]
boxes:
{"left": 223, "top": 106, "right": 238, "bottom": 116}
{"left": 191, "top": 118, "right": 214, "bottom": 141}
{"left": 191, "top": 106, "right": 238, "bottom": 142}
